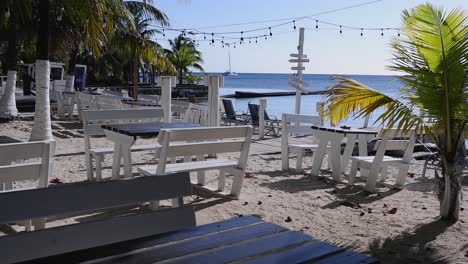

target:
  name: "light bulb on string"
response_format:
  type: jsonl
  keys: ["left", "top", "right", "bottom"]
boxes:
{"left": 211, "top": 33, "right": 214, "bottom": 44}
{"left": 339, "top": 25, "right": 342, "bottom": 35}
{"left": 162, "top": 29, "right": 165, "bottom": 38}
{"left": 249, "top": 39, "right": 251, "bottom": 44}
{"left": 397, "top": 30, "right": 400, "bottom": 37}
{"left": 315, "top": 20, "right": 318, "bottom": 30}
{"left": 293, "top": 20, "right": 296, "bottom": 30}
{"left": 256, "top": 37, "right": 258, "bottom": 43}
{"left": 269, "top": 27, "right": 272, "bottom": 37}
{"left": 203, "top": 33, "right": 206, "bottom": 40}
{"left": 360, "top": 28, "right": 363, "bottom": 37}
{"left": 240, "top": 31, "right": 244, "bottom": 42}
{"left": 221, "top": 37, "right": 224, "bottom": 44}
{"left": 381, "top": 28, "right": 384, "bottom": 37}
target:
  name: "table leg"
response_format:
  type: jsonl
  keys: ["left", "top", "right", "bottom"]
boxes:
{"left": 341, "top": 133, "right": 357, "bottom": 174}
{"left": 122, "top": 141, "right": 134, "bottom": 178}
{"left": 329, "top": 133, "right": 344, "bottom": 181}
{"left": 310, "top": 130, "right": 329, "bottom": 177}
{"left": 111, "top": 142, "right": 122, "bottom": 180}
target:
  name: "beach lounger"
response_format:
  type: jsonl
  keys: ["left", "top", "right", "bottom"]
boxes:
{"left": 248, "top": 103, "right": 281, "bottom": 137}
{"left": 221, "top": 99, "right": 250, "bottom": 126}
{"left": 0, "top": 172, "right": 378, "bottom": 264}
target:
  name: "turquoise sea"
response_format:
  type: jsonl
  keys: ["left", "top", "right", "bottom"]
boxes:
{"left": 213, "top": 73, "right": 403, "bottom": 127}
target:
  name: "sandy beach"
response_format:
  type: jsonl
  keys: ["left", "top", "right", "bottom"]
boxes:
{"left": 1, "top": 115, "right": 467, "bottom": 264}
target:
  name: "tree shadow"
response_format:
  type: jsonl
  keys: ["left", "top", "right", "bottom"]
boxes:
{"left": 0, "top": 135, "right": 22, "bottom": 144}
{"left": 56, "top": 122, "right": 83, "bottom": 130}
{"left": 322, "top": 185, "right": 400, "bottom": 209}
{"left": 368, "top": 219, "right": 456, "bottom": 264}
{"left": 259, "top": 174, "right": 333, "bottom": 193}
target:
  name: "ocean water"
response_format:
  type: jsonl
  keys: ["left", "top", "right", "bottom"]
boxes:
{"left": 215, "top": 73, "right": 403, "bottom": 128}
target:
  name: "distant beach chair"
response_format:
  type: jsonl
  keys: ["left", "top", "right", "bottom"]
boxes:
{"left": 348, "top": 128, "right": 416, "bottom": 192}
{"left": 221, "top": 99, "right": 249, "bottom": 126}
{"left": 281, "top": 113, "right": 332, "bottom": 171}
{"left": 0, "top": 141, "right": 54, "bottom": 231}
{"left": 248, "top": 103, "right": 281, "bottom": 137}
{"left": 137, "top": 126, "right": 254, "bottom": 199}
{"left": 0, "top": 172, "right": 378, "bottom": 263}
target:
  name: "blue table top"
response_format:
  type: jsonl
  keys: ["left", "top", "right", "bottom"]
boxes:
{"left": 102, "top": 122, "right": 201, "bottom": 137}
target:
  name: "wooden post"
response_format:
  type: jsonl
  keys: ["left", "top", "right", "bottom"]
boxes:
{"left": 160, "top": 76, "right": 173, "bottom": 122}
{"left": 259, "top": 99, "right": 266, "bottom": 139}
{"left": 295, "top": 28, "right": 305, "bottom": 114}
{"left": 207, "top": 75, "right": 223, "bottom": 127}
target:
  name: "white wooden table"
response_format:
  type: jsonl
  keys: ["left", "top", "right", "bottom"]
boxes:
{"left": 102, "top": 122, "right": 200, "bottom": 179}
{"left": 310, "top": 126, "right": 378, "bottom": 181}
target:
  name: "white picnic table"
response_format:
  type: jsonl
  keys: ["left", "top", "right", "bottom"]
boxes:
{"left": 310, "top": 125, "right": 379, "bottom": 181}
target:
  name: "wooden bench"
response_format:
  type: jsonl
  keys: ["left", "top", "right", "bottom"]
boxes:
{"left": 82, "top": 109, "right": 164, "bottom": 181}
{"left": 0, "top": 172, "right": 378, "bottom": 264}
{"left": 138, "top": 126, "right": 253, "bottom": 199}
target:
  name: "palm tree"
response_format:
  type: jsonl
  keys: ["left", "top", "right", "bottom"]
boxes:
{"left": 110, "top": 1, "right": 172, "bottom": 99}
{"left": 324, "top": 4, "right": 467, "bottom": 221}
{"left": 0, "top": 1, "right": 32, "bottom": 121}
{"left": 166, "top": 34, "right": 204, "bottom": 84}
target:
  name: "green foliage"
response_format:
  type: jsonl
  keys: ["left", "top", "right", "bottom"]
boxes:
{"left": 165, "top": 34, "right": 204, "bottom": 84}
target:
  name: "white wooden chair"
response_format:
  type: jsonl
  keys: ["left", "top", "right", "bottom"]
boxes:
{"left": 137, "top": 126, "right": 254, "bottom": 199}
{"left": 96, "top": 95, "right": 125, "bottom": 110}
{"left": 0, "top": 141, "right": 54, "bottom": 231}
{"left": 281, "top": 113, "right": 331, "bottom": 171}
{"left": 82, "top": 109, "right": 164, "bottom": 181}
{"left": 348, "top": 128, "right": 416, "bottom": 192}
{"left": 76, "top": 92, "right": 98, "bottom": 121}
{"left": 182, "top": 103, "right": 209, "bottom": 125}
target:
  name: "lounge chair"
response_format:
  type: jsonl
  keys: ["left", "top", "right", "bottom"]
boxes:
{"left": 0, "top": 172, "right": 377, "bottom": 264}
{"left": 221, "top": 99, "right": 249, "bottom": 126}
{"left": 248, "top": 103, "right": 281, "bottom": 137}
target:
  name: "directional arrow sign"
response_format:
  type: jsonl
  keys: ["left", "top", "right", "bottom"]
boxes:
{"left": 289, "top": 58, "right": 310, "bottom": 63}
{"left": 288, "top": 81, "right": 309, "bottom": 93}
{"left": 290, "top": 53, "right": 308, "bottom": 58}
{"left": 291, "top": 66, "right": 305, "bottom": 71}
{"left": 288, "top": 76, "right": 310, "bottom": 86}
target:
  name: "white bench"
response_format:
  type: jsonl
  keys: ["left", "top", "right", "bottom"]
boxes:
{"left": 281, "top": 113, "right": 331, "bottom": 171}
{"left": 76, "top": 92, "right": 98, "bottom": 121}
{"left": 0, "top": 141, "right": 54, "bottom": 231}
{"left": 96, "top": 94, "right": 125, "bottom": 110}
{"left": 349, "top": 128, "right": 416, "bottom": 192}
{"left": 138, "top": 126, "right": 253, "bottom": 199}
{"left": 82, "top": 109, "right": 165, "bottom": 181}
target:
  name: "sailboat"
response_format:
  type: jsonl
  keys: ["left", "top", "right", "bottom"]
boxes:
{"left": 223, "top": 51, "right": 238, "bottom": 76}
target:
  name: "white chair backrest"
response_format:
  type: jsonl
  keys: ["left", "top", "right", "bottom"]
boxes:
{"left": 155, "top": 126, "right": 253, "bottom": 174}
{"left": 282, "top": 113, "right": 321, "bottom": 136}
{"left": 96, "top": 95, "right": 124, "bottom": 110}
{"left": 183, "top": 103, "right": 209, "bottom": 125}
{"left": 140, "top": 94, "right": 160, "bottom": 103}
{"left": 101, "top": 89, "right": 123, "bottom": 97}
{"left": 375, "top": 128, "right": 416, "bottom": 163}
{"left": 53, "top": 80, "right": 66, "bottom": 91}
{"left": 77, "top": 92, "right": 98, "bottom": 111}
{"left": 0, "top": 141, "right": 53, "bottom": 190}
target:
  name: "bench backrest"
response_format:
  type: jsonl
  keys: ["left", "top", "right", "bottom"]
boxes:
{"left": 282, "top": 113, "right": 321, "bottom": 136}
{"left": 77, "top": 92, "right": 98, "bottom": 120}
{"left": 82, "top": 109, "right": 165, "bottom": 148}
{"left": 0, "top": 141, "right": 53, "bottom": 190}
{"left": 0, "top": 172, "right": 195, "bottom": 264}
{"left": 183, "top": 103, "right": 209, "bottom": 125}
{"left": 155, "top": 126, "right": 253, "bottom": 174}
{"left": 101, "top": 89, "right": 123, "bottom": 97}
{"left": 375, "top": 128, "right": 416, "bottom": 163}
{"left": 140, "top": 94, "right": 160, "bottom": 103}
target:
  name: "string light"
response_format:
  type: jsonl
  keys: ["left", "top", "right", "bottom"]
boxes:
{"left": 240, "top": 31, "right": 244, "bottom": 41}
{"left": 381, "top": 28, "right": 384, "bottom": 37}
{"left": 256, "top": 37, "right": 258, "bottom": 43}
{"left": 211, "top": 33, "right": 214, "bottom": 44}
{"left": 360, "top": 28, "right": 363, "bottom": 37}
{"left": 339, "top": 25, "right": 342, "bottom": 35}
{"left": 293, "top": 20, "right": 297, "bottom": 30}
{"left": 269, "top": 27, "right": 272, "bottom": 37}
{"left": 397, "top": 30, "right": 400, "bottom": 37}
{"left": 315, "top": 20, "right": 318, "bottom": 30}
{"left": 162, "top": 29, "right": 165, "bottom": 38}
{"left": 203, "top": 33, "right": 206, "bottom": 39}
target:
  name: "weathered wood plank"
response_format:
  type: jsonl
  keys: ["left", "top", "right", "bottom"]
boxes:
{"left": 0, "top": 207, "right": 195, "bottom": 264}
{"left": 0, "top": 172, "right": 191, "bottom": 223}
{"left": 91, "top": 222, "right": 288, "bottom": 263}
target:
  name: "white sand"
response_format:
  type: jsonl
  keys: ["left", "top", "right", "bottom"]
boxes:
{"left": 1, "top": 115, "right": 467, "bottom": 264}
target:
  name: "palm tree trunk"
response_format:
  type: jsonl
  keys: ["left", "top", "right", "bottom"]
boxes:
{"left": 133, "top": 57, "right": 139, "bottom": 99}
{"left": 30, "top": 0, "right": 53, "bottom": 142}
{"left": 178, "top": 70, "right": 183, "bottom": 85}
{"left": 0, "top": 9, "right": 19, "bottom": 121}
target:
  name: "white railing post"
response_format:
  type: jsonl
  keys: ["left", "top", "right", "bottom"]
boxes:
{"left": 207, "top": 75, "right": 223, "bottom": 127}
{"left": 259, "top": 99, "right": 266, "bottom": 139}
{"left": 160, "top": 76, "right": 173, "bottom": 122}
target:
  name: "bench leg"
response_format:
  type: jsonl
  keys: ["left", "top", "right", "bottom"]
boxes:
{"left": 379, "top": 164, "right": 389, "bottom": 182}
{"left": 348, "top": 159, "right": 358, "bottom": 186}
{"left": 196, "top": 155, "right": 206, "bottom": 185}
{"left": 85, "top": 152, "right": 94, "bottom": 181}
{"left": 296, "top": 149, "right": 304, "bottom": 171}
{"left": 230, "top": 172, "right": 245, "bottom": 199}
{"left": 281, "top": 147, "right": 289, "bottom": 170}
{"left": 395, "top": 164, "right": 410, "bottom": 188}
{"left": 218, "top": 170, "right": 226, "bottom": 192}
{"left": 95, "top": 154, "right": 103, "bottom": 181}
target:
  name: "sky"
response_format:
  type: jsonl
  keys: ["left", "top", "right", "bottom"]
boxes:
{"left": 153, "top": 0, "right": 466, "bottom": 75}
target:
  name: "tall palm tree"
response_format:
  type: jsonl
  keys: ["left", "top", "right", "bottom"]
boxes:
{"left": 166, "top": 34, "right": 204, "bottom": 84}
{"left": 0, "top": 1, "right": 32, "bottom": 121}
{"left": 324, "top": 4, "right": 467, "bottom": 221}
{"left": 110, "top": 1, "right": 173, "bottom": 99}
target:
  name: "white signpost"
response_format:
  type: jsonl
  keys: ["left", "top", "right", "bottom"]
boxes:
{"left": 288, "top": 28, "right": 309, "bottom": 114}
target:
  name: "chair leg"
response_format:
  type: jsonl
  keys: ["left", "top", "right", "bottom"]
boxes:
{"left": 218, "top": 170, "right": 226, "bottom": 192}
{"left": 85, "top": 152, "right": 94, "bottom": 181}
{"left": 296, "top": 149, "right": 304, "bottom": 171}
{"left": 95, "top": 154, "right": 103, "bottom": 181}
{"left": 348, "top": 160, "right": 358, "bottom": 186}
{"left": 379, "top": 164, "right": 389, "bottom": 182}
{"left": 281, "top": 148, "right": 289, "bottom": 170}
{"left": 365, "top": 166, "right": 380, "bottom": 193}
{"left": 395, "top": 164, "right": 410, "bottom": 188}
{"left": 230, "top": 173, "right": 245, "bottom": 199}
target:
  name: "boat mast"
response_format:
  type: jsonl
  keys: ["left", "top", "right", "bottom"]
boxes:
{"left": 228, "top": 51, "right": 232, "bottom": 73}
